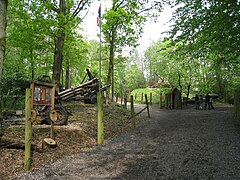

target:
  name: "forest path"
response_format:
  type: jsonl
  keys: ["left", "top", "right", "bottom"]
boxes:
{"left": 19, "top": 103, "right": 240, "bottom": 179}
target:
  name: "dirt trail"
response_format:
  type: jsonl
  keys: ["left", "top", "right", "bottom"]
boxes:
{"left": 19, "top": 104, "right": 240, "bottom": 179}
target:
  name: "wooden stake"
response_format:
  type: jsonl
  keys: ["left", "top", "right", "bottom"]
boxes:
{"left": 97, "top": 92, "right": 104, "bottom": 145}
{"left": 130, "top": 95, "right": 135, "bottom": 128}
{"left": 145, "top": 94, "right": 150, "bottom": 118}
{"left": 150, "top": 93, "right": 152, "bottom": 105}
{"left": 124, "top": 93, "right": 127, "bottom": 108}
{"left": 24, "top": 88, "right": 32, "bottom": 171}
{"left": 159, "top": 93, "right": 162, "bottom": 109}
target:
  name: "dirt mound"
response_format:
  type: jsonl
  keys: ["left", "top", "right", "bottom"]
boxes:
{"left": 0, "top": 102, "right": 143, "bottom": 179}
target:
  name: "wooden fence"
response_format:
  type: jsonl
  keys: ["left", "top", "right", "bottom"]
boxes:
{"left": 234, "top": 90, "right": 240, "bottom": 122}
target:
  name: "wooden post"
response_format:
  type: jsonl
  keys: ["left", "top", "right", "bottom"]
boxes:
{"left": 124, "top": 93, "right": 127, "bottom": 108}
{"left": 159, "top": 93, "right": 163, "bottom": 109}
{"left": 145, "top": 94, "right": 150, "bottom": 118}
{"left": 97, "top": 92, "right": 104, "bottom": 145}
{"left": 25, "top": 88, "right": 32, "bottom": 171}
{"left": 135, "top": 93, "right": 137, "bottom": 100}
{"left": 130, "top": 95, "right": 135, "bottom": 128}
{"left": 150, "top": 93, "right": 152, "bottom": 105}
{"left": 141, "top": 92, "right": 143, "bottom": 104}
{"left": 234, "top": 90, "right": 240, "bottom": 123}
{"left": 50, "top": 86, "right": 56, "bottom": 139}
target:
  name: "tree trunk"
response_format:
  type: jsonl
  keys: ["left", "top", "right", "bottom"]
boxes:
{"left": 30, "top": 50, "right": 34, "bottom": 79}
{"left": 106, "top": 38, "right": 115, "bottom": 100}
{"left": 65, "top": 58, "right": 71, "bottom": 89}
{"left": 0, "top": 0, "right": 8, "bottom": 130}
{"left": 0, "top": 0, "right": 8, "bottom": 81}
{"left": 52, "top": 0, "right": 66, "bottom": 90}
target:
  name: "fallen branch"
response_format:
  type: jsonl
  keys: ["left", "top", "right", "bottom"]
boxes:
{"left": 0, "top": 137, "right": 42, "bottom": 152}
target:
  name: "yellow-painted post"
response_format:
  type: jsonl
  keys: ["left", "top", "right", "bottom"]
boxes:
{"left": 24, "top": 88, "right": 32, "bottom": 171}
{"left": 145, "top": 94, "right": 150, "bottom": 118}
{"left": 97, "top": 92, "right": 104, "bottom": 145}
{"left": 130, "top": 95, "right": 135, "bottom": 128}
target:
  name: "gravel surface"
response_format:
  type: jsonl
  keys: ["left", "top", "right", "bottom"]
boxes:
{"left": 19, "top": 104, "right": 240, "bottom": 179}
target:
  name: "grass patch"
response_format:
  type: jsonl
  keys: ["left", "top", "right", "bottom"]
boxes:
{"left": 131, "top": 88, "right": 171, "bottom": 104}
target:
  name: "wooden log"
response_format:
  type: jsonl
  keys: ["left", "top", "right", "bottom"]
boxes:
{"left": 42, "top": 138, "right": 57, "bottom": 148}
{"left": 0, "top": 137, "right": 41, "bottom": 151}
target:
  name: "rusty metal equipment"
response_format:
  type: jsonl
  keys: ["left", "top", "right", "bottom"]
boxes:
{"left": 30, "top": 69, "right": 108, "bottom": 126}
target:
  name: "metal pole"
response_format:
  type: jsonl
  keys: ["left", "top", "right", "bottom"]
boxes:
{"left": 99, "top": 4, "right": 102, "bottom": 79}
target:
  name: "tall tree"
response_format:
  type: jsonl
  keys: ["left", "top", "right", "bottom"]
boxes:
{"left": 52, "top": 0, "right": 92, "bottom": 88}
{"left": 169, "top": 0, "right": 240, "bottom": 68}
{"left": 0, "top": 0, "right": 8, "bottom": 131}
{"left": 0, "top": 0, "right": 8, "bottom": 81}
{"left": 102, "top": 0, "right": 163, "bottom": 98}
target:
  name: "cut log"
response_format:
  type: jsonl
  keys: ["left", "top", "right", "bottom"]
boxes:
{"left": 0, "top": 137, "right": 42, "bottom": 152}
{"left": 42, "top": 138, "right": 57, "bottom": 148}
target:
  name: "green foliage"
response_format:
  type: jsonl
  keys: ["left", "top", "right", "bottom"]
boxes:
{"left": 143, "top": 0, "right": 240, "bottom": 102}
{"left": 125, "top": 64, "right": 146, "bottom": 91}
{"left": 102, "top": 0, "right": 163, "bottom": 50}
{"left": 2, "top": 64, "right": 28, "bottom": 110}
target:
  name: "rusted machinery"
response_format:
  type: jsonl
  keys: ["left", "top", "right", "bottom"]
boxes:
{"left": 30, "top": 69, "right": 108, "bottom": 125}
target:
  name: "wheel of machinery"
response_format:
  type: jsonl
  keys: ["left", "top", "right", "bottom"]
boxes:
{"left": 44, "top": 104, "right": 68, "bottom": 126}
{"left": 90, "top": 94, "right": 97, "bottom": 104}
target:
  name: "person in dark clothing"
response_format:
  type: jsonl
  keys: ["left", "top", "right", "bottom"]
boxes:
{"left": 209, "top": 96, "right": 214, "bottom": 109}
{"left": 199, "top": 95, "right": 204, "bottom": 110}
{"left": 194, "top": 94, "right": 199, "bottom": 110}
{"left": 204, "top": 93, "right": 211, "bottom": 110}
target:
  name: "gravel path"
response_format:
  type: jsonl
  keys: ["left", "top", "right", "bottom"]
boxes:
{"left": 19, "top": 104, "right": 240, "bottom": 179}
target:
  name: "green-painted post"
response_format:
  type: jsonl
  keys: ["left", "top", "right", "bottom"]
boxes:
{"left": 97, "top": 92, "right": 104, "bottom": 145}
{"left": 24, "top": 88, "right": 32, "bottom": 171}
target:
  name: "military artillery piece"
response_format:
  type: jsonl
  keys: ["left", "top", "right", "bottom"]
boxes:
{"left": 30, "top": 69, "right": 108, "bottom": 126}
